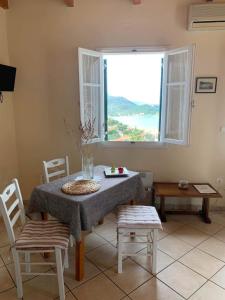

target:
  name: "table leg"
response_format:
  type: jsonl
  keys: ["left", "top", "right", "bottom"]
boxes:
{"left": 41, "top": 212, "right": 50, "bottom": 258}
{"left": 159, "top": 196, "right": 167, "bottom": 222}
{"left": 201, "top": 198, "right": 211, "bottom": 224}
{"left": 98, "top": 218, "right": 104, "bottom": 225}
{"left": 152, "top": 187, "right": 156, "bottom": 207}
{"left": 41, "top": 212, "right": 48, "bottom": 221}
{"left": 75, "top": 238, "right": 84, "bottom": 281}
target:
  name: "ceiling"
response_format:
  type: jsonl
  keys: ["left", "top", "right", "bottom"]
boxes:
{"left": 0, "top": 0, "right": 142, "bottom": 10}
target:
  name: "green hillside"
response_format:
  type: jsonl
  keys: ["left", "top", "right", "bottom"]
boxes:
{"left": 108, "top": 96, "right": 159, "bottom": 116}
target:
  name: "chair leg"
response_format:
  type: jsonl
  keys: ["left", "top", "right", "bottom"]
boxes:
{"left": 55, "top": 248, "right": 65, "bottom": 300}
{"left": 147, "top": 232, "right": 151, "bottom": 254}
{"left": 64, "top": 249, "right": 69, "bottom": 269}
{"left": 69, "top": 235, "right": 74, "bottom": 247}
{"left": 25, "top": 252, "right": 31, "bottom": 273}
{"left": 12, "top": 248, "right": 23, "bottom": 299}
{"left": 152, "top": 229, "right": 158, "bottom": 275}
{"left": 117, "top": 231, "right": 123, "bottom": 273}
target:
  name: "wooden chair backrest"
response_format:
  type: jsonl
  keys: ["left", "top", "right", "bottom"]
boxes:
{"left": 0, "top": 179, "right": 25, "bottom": 246}
{"left": 43, "top": 156, "right": 69, "bottom": 183}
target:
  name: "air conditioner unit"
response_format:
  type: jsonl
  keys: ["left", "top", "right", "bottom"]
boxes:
{"left": 188, "top": 3, "right": 225, "bottom": 31}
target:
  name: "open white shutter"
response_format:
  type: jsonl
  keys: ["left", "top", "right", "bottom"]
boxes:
{"left": 160, "top": 45, "right": 194, "bottom": 145}
{"left": 78, "top": 48, "right": 104, "bottom": 143}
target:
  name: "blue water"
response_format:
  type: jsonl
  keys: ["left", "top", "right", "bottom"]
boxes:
{"left": 111, "top": 114, "right": 159, "bottom": 131}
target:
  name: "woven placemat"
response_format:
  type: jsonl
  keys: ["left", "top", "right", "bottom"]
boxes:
{"left": 61, "top": 180, "right": 101, "bottom": 195}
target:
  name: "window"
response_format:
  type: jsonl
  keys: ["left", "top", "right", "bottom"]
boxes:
{"left": 104, "top": 53, "right": 163, "bottom": 142}
{"left": 78, "top": 46, "right": 194, "bottom": 145}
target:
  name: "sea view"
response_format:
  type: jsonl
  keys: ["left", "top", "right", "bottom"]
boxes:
{"left": 111, "top": 113, "right": 159, "bottom": 131}
{"left": 107, "top": 96, "right": 160, "bottom": 142}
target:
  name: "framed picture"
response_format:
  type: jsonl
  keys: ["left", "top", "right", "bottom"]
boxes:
{"left": 195, "top": 77, "right": 217, "bottom": 93}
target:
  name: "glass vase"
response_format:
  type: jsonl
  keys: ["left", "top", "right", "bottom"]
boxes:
{"left": 82, "top": 154, "right": 94, "bottom": 180}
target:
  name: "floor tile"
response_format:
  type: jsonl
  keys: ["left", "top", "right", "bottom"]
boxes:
{"left": 64, "top": 257, "right": 100, "bottom": 290}
{"left": 7, "top": 261, "right": 56, "bottom": 284}
{"left": 189, "top": 281, "right": 225, "bottom": 300}
{"left": 5, "top": 250, "right": 53, "bottom": 283}
{"left": 0, "top": 288, "right": 17, "bottom": 300}
{"left": 130, "top": 277, "right": 184, "bottom": 300}
{"left": 158, "top": 235, "right": 193, "bottom": 259}
{"left": 209, "top": 212, "right": 225, "bottom": 225}
{"left": 157, "top": 229, "right": 168, "bottom": 240}
{"left": 214, "top": 227, "right": 225, "bottom": 243}
{"left": 191, "top": 221, "right": 223, "bottom": 235}
{"left": 0, "top": 229, "right": 11, "bottom": 248}
{"left": 171, "top": 214, "right": 202, "bottom": 224}
{"left": 0, "top": 226, "right": 23, "bottom": 248}
{"left": 197, "top": 237, "right": 225, "bottom": 261}
{"left": 86, "top": 243, "right": 118, "bottom": 270}
{"left": 110, "top": 235, "right": 147, "bottom": 254}
{"left": 105, "top": 212, "right": 117, "bottom": 223}
{"left": 84, "top": 232, "right": 107, "bottom": 253}
{"left": 157, "top": 261, "right": 206, "bottom": 298}
{"left": 0, "top": 277, "right": 71, "bottom": 300}
{"left": 161, "top": 220, "right": 184, "bottom": 234}
{"left": 172, "top": 225, "right": 210, "bottom": 246}
{"left": 211, "top": 266, "right": 225, "bottom": 289}
{"left": 0, "top": 256, "right": 4, "bottom": 268}
{"left": 179, "top": 248, "right": 224, "bottom": 279}
{"left": 131, "top": 248, "right": 174, "bottom": 274}
{"left": 166, "top": 214, "right": 187, "bottom": 224}
{"left": 94, "top": 221, "right": 117, "bottom": 242}
{"left": 0, "top": 265, "right": 15, "bottom": 292}
{"left": 22, "top": 274, "right": 69, "bottom": 299}
{"left": 72, "top": 273, "right": 125, "bottom": 300}
{"left": 0, "top": 217, "right": 5, "bottom": 231}
{"left": 55, "top": 291, "right": 76, "bottom": 299}
{"left": 65, "top": 292, "right": 77, "bottom": 300}
{"left": 104, "top": 259, "right": 152, "bottom": 294}
{"left": 0, "top": 245, "right": 12, "bottom": 265}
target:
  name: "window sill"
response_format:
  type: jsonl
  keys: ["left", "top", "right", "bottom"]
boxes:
{"left": 97, "top": 141, "right": 168, "bottom": 149}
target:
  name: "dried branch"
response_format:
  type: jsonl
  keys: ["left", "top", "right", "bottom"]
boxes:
{"left": 79, "top": 118, "right": 96, "bottom": 144}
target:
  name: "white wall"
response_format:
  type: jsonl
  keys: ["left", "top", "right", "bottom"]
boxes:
{"left": 0, "top": 9, "right": 18, "bottom": 191}
{"left": 4, "top": 0, "right": 225, "bottom": 209}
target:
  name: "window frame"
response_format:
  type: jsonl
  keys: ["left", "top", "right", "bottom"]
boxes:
{"left": 78, "top": 46, "right": 194, "bottom": 147}
{"left": 160, "top": 45, "right": 194, "bottom": 145}
{"left": 78, "top": 47, "right": 105, "bottom": 144}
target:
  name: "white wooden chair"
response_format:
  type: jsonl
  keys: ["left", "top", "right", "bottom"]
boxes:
{"left": 42, "top": 155, "right": 74, "bottom": 246}
{"left": 43, "top": 156, "right": 69, "bottom": 183}
{"left": 0, "top": 179, "right": 69, "bottom": 300}
{"left": 117, "top": 205, "right": 162, "bottom": 274}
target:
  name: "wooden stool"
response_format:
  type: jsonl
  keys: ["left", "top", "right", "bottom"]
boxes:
{"left": 117, "top": 205, "right": 162, "bottom": 274}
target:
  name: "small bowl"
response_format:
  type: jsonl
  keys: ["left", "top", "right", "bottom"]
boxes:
{"left": 178, "top": 180, "right": 189, "bottom": 190}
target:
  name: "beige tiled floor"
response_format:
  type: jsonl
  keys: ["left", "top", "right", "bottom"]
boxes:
{"left": 1, "top": 211, "right": 225, "bottom": 299}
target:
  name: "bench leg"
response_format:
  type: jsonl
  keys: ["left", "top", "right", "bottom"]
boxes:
{"left": 152, "top": 229, "right": 158, "bottom": 275}
{"left": 117, "top": 231, "right": 123, "bottom": 273}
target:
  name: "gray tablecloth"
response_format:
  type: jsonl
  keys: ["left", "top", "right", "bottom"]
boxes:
{"left": 28, "top": 165, "right": 144, "bottom": 240}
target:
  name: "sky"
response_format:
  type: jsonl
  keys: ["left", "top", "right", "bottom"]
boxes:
{"left": 105, "top": 53, "right": 164, "bottom": 105}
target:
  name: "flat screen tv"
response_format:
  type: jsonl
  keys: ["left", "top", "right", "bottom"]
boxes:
{"left": 0, "top": 64, "right": 16, "bottom": 92}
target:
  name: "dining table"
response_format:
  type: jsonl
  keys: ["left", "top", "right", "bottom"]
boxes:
{"left": 28, "top": 165, "right": 145, "bottom": 281}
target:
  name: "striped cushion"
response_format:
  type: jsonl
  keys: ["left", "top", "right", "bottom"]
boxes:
{"left": 15, "top": 220, "right": 70, "bottom": 250}
{"left": 118, "top": 205, "right": 162, "bottom": 229}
